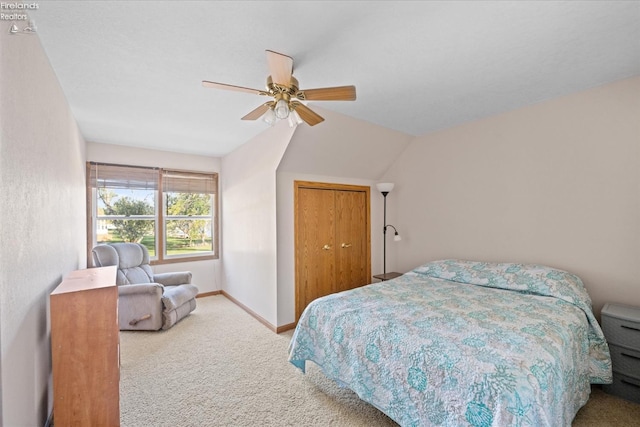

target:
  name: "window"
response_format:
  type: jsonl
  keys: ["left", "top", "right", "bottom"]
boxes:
{"left": 88, "top": 162, "right": 218, "bottom": 263}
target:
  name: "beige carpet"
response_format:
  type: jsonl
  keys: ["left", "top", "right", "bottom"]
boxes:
{"left": 120, "top": 296, "right": 640, "bottom": 426}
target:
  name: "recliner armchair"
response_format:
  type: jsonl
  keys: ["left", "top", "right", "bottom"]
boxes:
{"left": 92, "top": 243, "right": 199, "bottom": 331}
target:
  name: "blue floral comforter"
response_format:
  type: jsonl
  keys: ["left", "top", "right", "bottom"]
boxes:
{"left": 288, "top": 260, "right": 612, "bottom": 427}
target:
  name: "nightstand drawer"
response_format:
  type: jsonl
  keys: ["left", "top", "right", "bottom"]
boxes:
{"left": 601, "top": 304, "right": 640, "bottom": 349}
{"left": 609, "top": 343, "right": 640, "bottom": 377}
{"left": 603, "top": 372, "right": 640, "bottom": 404}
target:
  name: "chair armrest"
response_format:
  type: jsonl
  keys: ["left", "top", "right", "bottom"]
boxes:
{"left": 118, "top": 283, "right": 164, "bottom": 297}
{"left": 162, "top": 284, "right": 199, "bottom": 311}
{"left": 153, "top": 271, "right": 192, "bottom": 286}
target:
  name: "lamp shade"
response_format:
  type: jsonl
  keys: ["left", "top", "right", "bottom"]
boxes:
{"left": 262, "top": 108, "right": 276, "bottom": 126}
{"left": 274, "top": 99, "right": 290, "bottom": 119}
{"left": 376, "top": 182, "right": 394, "bottom": 193}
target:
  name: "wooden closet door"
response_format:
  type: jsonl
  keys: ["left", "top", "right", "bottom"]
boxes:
{"left": 335, "top": 190, "right": 368, "bottom": 292}
{"left": 296, "top": 187, "right": 336, "bottom": 320}
{"left": 295, "top": 181, "right": 371, "bottom": 322}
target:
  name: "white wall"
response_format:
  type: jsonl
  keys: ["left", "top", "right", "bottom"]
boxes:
{"left": 0, "top": 25, "right": 87, "bottom": 426}
{"left": 278, "top": 105, "right": 414, "bottom": 179}
{"left": 86, "top": 142, "right": 222, "bottom": 294}
{"left": 384, "top": 76, "right": 640, "bottom": 318}
{"left": 221, "top": 122, "right": 295, "bottom": 326}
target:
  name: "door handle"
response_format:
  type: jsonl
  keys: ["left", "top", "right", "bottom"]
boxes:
{"left": 341, "top": 243, "right": 352, "bottom": 248}
{"left": 322, "top": 244, "right": 332, "bottom": 250}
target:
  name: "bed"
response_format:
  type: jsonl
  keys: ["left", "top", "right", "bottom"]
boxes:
{"left": 288, "top": 259, "right": 612, "bottom": 426}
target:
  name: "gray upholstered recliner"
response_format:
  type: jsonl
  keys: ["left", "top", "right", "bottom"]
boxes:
{"left": 92, "top": 243, "right": 198, "bottom": 331}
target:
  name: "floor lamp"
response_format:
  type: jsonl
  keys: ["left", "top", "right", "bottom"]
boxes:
{"left": 376, "top": 183, "right": 401, "bottom": 276}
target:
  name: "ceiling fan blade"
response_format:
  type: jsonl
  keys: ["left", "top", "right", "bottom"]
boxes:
{"left": 266, "top": 50, "right": 293, "bottom": 86}
{"left": 297, "top": 86, "right": 356, "bottom": 101}
{"left": 202, "top": 80, "right": 266, "bottom": 96}
{"left": 241, "top": 102, "right": 273, "bottom": 121}
{"left": 291, "top": 101, "right": 324, "bottom": 126}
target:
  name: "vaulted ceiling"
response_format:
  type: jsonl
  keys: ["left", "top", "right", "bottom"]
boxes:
{"left": 32, "top": 1, "right": 640, "bottom": 157}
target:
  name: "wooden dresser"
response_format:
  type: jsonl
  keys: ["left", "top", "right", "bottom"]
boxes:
{"left": 50, "top": 265, "right": 120, "bottom": 426}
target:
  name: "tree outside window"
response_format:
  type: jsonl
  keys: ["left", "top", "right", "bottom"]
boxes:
{"left": 165, "top": 192, "right": 213, "bottom": 256}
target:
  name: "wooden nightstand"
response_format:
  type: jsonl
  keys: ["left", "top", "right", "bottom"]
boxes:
{"left": 601, "top": 303, "right": 640, "bottom": 404}
{"left": 373, "top": 272, "right": 402, "bottom": 282}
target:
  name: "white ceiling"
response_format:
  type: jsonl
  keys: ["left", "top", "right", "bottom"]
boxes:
{"left": 32, "top": 1, "right": 640, "bottom": 157}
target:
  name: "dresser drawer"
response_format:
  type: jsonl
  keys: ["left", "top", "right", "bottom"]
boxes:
{"left": 603, "top": 372, "right": 640, "bottom": 404}
{"left": 609, "top": 343, "right": 640, "bottom": 377}
{"left": 601, "top": 304, "right": 640, "bottom": 349}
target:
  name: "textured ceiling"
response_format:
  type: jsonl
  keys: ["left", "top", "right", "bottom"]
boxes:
{"left": 32, "top": 1, "right": 640, "bottom": 157}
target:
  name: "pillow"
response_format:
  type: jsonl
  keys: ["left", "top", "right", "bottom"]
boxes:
{"left": 411, "top": 259, "right": 588, "bottom": 306}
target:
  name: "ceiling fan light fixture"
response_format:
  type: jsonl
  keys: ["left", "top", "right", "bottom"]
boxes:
{"left": 262, "top": 107, "right": 276, "bottom": 126}
{"left": 274, "top": 99, "right": 290, "bottom": 119}
{"left": 287, "top": 110, "right": 304, "bottom": 128}
{"left": 292, "top": 110, "right": 304, "bottom": 125}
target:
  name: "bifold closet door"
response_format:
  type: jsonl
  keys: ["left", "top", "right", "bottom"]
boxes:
{"left": 296, "top": 187, "right": 336, "bottom": 320}
{"left": 295, "top": 182, "right": 371, "bottom": 322}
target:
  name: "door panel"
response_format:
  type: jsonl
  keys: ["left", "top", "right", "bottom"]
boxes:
{"left": 296, "top": 188, "right": 335, "bottom": 320}
{"left": 335, "top": 190, "right": 368, "bottom": 292}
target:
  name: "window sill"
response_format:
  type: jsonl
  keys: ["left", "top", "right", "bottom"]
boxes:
{"left": 150, "top": 254, "right": 218, "bottom": 265}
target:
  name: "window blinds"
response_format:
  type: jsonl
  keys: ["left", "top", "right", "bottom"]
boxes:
{"left": 88, "top": 162, "right": 218, "bottom": 194}
{"left": 88, "top": 162, "right": 159, "bottom": 190}
{"left": 162, "top": 170, "right": 217, "bottom": 194}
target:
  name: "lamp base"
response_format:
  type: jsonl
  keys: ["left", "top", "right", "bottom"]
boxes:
{"left": 373, "top": 272, "right": 403, "bottom": 282}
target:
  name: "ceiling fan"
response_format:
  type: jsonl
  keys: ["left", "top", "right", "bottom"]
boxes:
{"left": 202, "top": 50, "right": 356, "bottom": 127}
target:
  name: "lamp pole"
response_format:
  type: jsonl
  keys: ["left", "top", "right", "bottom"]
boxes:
{"left": 376, "top": 182, "right": 396, "bottom": 278}
{"left": 381, "top": 190, "right": 389, "bottom": 276}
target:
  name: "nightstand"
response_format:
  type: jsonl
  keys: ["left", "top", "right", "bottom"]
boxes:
{"left": 601, "top": 303, "right": 640, "bottom": 404}
{"left": 373, "top": 272, "right": 402, "bottom": 282}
